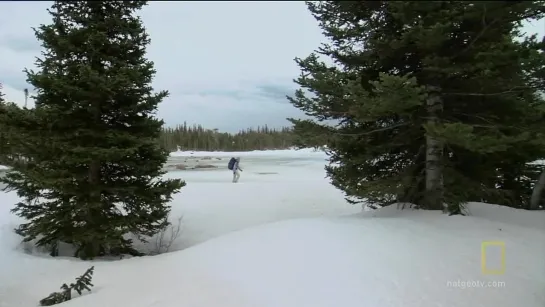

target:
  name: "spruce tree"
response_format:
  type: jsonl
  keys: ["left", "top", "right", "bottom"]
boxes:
{"left": 1, "top": 1, "right": 185, "bottom": 259}
{"left": 288, "top": 1, "right": 545, "bottom": 212}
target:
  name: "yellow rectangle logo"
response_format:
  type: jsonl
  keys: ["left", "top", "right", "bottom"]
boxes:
{"left": 481, "top": 241, "right": 505, "bottom": 275}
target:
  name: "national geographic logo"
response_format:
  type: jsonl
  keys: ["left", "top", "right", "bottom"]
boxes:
{"left": 481, "top": 241, "right": 505, "bottom": 275}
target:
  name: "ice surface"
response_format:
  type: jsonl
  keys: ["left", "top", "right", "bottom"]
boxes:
{"left": 0, "top": 149, "right": 543, "bottom": 307}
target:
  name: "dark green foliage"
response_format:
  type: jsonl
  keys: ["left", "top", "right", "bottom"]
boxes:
{"left": 0, "top": 86, "right": 31, "bottom": 168}
{"left": 39, "top": 266, "right": 94, "bottom": 306}
{"left": 1, "top": 1, "right": 184, "bottom": 259}
{"left": 289, "top": 1, "right": 545, "bottom": 211}
{"left": 159, "top": 123, "right": 295, "bottom": 152}
{"left": 72, "top": 266, "right": 94, "bottom": 295}
{"left": 0, "top": 103, "right": 36, "bottom": 168}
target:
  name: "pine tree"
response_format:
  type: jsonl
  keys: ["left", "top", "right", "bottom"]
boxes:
{"left": 1, "top": 1, "right": 185, "bottom": 259}
{"left": 288, "top": 1, "right": 545, "bottom": 212}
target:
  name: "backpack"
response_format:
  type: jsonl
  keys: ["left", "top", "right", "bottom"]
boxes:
{"left": 227, "top": 157, "right": 236, "bottom": 170}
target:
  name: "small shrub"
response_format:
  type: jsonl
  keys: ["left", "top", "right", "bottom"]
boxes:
{"left": 153, "top": 214, "right": 184, "bottom": 254}
{"left": 39, "top": 266, "right": 95, "bottom": 306}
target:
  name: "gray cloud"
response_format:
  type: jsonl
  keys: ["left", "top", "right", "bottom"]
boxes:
{"left": 254, "top": 83, "right": 296, "bottom": 103}
{"left": 1, "top": 74, "right": 29, "bottom": 92}
{"left": 0, "top": 35, "right": 40, "bottom": 53}
{"left": 172, "top": 82, "right": 295, "bottom": 104}
{"left": 172, "top": 89, "right": 250, "bottom": 101}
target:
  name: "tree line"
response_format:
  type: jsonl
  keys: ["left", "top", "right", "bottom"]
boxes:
{"left": 288, "top": 1, "right": 545, "bottom": 212}
{"left": 0, "top": 113, "right": 295, "bottom": 162}
{"left": 159, "top": 123, "right": 294, "bottom": 152}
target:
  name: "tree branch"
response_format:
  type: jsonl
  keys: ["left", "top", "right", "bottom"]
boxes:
{"left": 333, "top": 122, "right": 410, "bottom": 136}
{"left": 443, "top": 85, "right": 537, "bottom": 96}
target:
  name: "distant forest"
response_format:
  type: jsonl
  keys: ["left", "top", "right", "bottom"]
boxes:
{"left": 159, "top": 122, "right": 295, "bottom": 152}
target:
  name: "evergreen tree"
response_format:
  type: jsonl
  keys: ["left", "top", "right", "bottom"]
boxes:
{"left": 288, "top": 1, "right": 545, "bottom": 212}
{"left": 1, "top": 1, "right": 184, "bottom": 259}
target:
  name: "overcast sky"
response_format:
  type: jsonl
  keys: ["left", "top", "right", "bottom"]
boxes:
{"left": 0, "top": 2, "right": 543, "bottom": 132}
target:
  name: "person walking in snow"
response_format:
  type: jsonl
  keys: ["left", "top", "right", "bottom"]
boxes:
{"left": 228, "top": 157, "right": 243, "bottom": 183}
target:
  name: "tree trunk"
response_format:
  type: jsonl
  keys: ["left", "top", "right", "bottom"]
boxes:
{"left": 530, "top": 167, "right": 545, "bottom": 210}
{"left": 83, "top": 97, "right": 102, "bottom": 258}
{"left": 425, "top": 91, "right": 444, "bottom": 211}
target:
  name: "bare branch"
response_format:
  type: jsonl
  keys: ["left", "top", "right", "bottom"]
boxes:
{"left": 153, "top": 214, "right": 183, "bottom": 255}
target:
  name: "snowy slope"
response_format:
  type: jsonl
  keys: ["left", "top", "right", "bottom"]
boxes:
{"left": 1, "top": 204, "right": 544, "bottom": 307}
{"left": 0, "top": 149, "right": 544, "bottom": 307}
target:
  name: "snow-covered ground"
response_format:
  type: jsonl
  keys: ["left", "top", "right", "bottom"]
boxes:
{"left": 169, "top": 147, "right": 325, "bottom": 158}
{"left": 0, "top": 148, "right": 544, "bottom": 307}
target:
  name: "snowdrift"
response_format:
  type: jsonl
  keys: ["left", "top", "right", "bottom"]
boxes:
{"left": 1, "top": 203, "right": 543, "bottom": 307}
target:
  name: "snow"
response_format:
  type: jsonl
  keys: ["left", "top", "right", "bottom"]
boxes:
{"left": 0, "top": 149, "right": 544, "bottom": 307}
{"left": 529, "top": 159, "right": 545, "bottom": 166}
{"left": 0, "top": 165, "right": 8, "bottom": 170}
{"left": 169, "top": 147, "right": 326, "bottom": 158}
